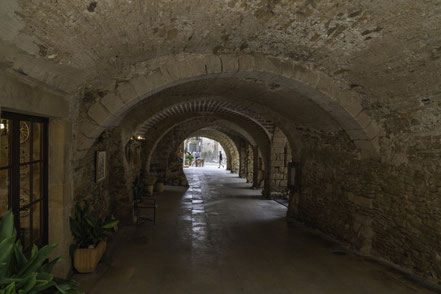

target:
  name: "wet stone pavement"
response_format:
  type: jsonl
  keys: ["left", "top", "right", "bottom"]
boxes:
{"left": 75, "top": 165, "right": 437, "bottom": 294}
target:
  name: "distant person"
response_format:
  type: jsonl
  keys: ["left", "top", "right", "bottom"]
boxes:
{"left": 195, "top": 151, "right": 200, "bottom": 167}
{"left": 218, "top": 151, "right": 223, "bottom": 168}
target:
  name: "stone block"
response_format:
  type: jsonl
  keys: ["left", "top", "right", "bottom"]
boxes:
{"left": 339, "top": 92, "right": 363, "bottom": 117}
{"left": 238, "top": 55, "right": 256, "bottom": 72}
{"left": 174, "top": 57, "right": 205, "bottom": 80}
{"left": 271, "top": 173, "right": 284, "bottom": 180}
{"left": 116, "top": 82, "right": 138, "bottom": 104}
{"left": 255, "top": 55, "right": 279, "bottom": 75}
{"left": 145, "top": 68, "right": 172, "bottom": 92}
{"left": 100, "top": 93, "right": 125, "bottom": 116}
{"left": 272, "top": 160, "right": 285, "bottom": 167}
{"left": 220, "top": 55, "right": 239, "bottom": 73}
{"left": 363, "top": 121, "right": 380, "bottom": 140}
{"left": 205, "top": 55, "right": 222, "bottom": 74}
{"left": 130, "top": 75, "right": 151, "bottom": 97}
{"left": 272, "top": 147, "right": 285, "bottom": 153}
{"left": 355, "top": 110, "right": 373, "bottom": 129}
{"left": 78, "top": 121, "right": 104, "bottom": 139}
{"left": 87, "top": 103, "right": 112, "bottom": 126}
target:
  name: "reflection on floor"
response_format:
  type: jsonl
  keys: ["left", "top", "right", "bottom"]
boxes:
{"left": 74, "top": 166, "right": 436, "bottom": 294}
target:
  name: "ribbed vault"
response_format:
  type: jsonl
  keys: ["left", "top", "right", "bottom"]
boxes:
{"left": 136, "top": 99, "right": 276, "bottom": 137}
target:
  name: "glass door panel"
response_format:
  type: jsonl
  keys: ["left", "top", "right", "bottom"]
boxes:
{"left": 0, "top": 169, "right": 9, "bottom": 216}
{"left": 32, "top": 163, "right": 41, "bottom": 201}
{"left": 20, "top": 121, "right": 31, "bottom": 163}
{"left": 0, "top": 119, "right": 10, "bottom": 167}
{"left": 32, "top": 123, "right": 41, "bottom": 160}
{"left": 32, "top": 201, "right": 41, "bottom": 246}
{"left": 0, "top": 111, "right": 48, "bottom": 250}
{"left": 20, "top": 165, "right": 31, "bottom": 207}
{"left": 19, "top": 208, "right": 31, "bottom": 248}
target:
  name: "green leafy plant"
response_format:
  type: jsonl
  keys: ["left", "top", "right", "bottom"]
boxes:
{"left": 0, "top": 210, "right": 82, "bottom": 294}
{"left": 185, "top": 154, "right": 194, "bottom": 163}
{"left": 69, "top": 204, "right": 119, "bottom": 249}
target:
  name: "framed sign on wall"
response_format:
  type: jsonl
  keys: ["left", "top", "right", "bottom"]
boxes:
{"left": 96, "top": 151, "right": 106, "bottom": 183}
{"left": 288, "top": 162, "right": 301, "bottom": 192}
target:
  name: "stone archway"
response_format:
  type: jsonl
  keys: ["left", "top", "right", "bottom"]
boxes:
{"left": 79, "top": 53, "right": 380, "bottom": 161}
{"left": 188, "top": 129, "right": 240, "bottom": 173}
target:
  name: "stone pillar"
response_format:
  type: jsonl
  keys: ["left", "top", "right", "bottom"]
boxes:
{"left": 239, "top": 143, "right": 247, "bottom": 178}
{"left": 110, "top": 128, "right": 136, "bottom": 225}
{"left": 268, "top": 127, "right": 291, "bottom": 199}
{"left": 49, "top": 119, "right": 73, "bottom": 278}
{"left": 246, "top": 145, "right": 254, "bottom": 183}
{"left": 252, "top": 146, "right": 259, "bottom": 188}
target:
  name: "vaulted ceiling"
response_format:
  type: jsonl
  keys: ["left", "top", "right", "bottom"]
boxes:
{"left": 1, "top": 0, "right": 440, "bottom": 109}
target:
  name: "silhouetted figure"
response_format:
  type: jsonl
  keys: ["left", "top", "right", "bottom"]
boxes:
{"left": 218, "top": 151, "right": 223, "bottom": 168}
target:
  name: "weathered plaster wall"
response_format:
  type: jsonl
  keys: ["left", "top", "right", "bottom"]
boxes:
{"left": 0, "top": 71, "right": 69, "bottom": 118}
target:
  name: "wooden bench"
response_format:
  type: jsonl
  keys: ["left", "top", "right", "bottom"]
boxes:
{"left": 135, "top": 197, "right": 157, "bottom": 224}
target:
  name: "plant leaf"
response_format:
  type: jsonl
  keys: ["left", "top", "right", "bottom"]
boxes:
{"left": 0, "top": 211, "right": 15, "bottom": 242}
{"left": 38, "top": 257, "right": 62, "bottom": 274}
{"left": 16, "top": 244, "right": 57, "bottom": 278}
{"left": 0, "top": 236, "right": 16, "bottom": 280}
{"left": 15, "top": 272, "right": 37, "bottom": 293}
{"left": 102, "top": 220, "right": 119, "bottom": 229}
{"left": 1, "top": 282, "right": 16, "bottom": 294}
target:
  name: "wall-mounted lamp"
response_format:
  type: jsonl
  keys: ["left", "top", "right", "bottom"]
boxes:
{"left": 129, "top": 135, "right": 146, "bottom": 142}
{"left": 0, "top": 120, "right": 8, "bottom": 135}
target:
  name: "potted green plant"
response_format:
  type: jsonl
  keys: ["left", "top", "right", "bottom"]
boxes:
{"left": 145, "top": 175, "right": 157, "bottom": 195}
{"left": 184, "top": 154, "right": 194, "bottom": 166}
{"left": 154, "top": 176, "right": 165, "bottom": 193}
{"left": 0, "top": 210, "right": 82, "bottom": 293}
{"left": 69, "top": 204, "right": 118, "bottom": 273}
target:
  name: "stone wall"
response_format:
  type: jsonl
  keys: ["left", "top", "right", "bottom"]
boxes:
{"left": 149, "top": 128, "right": 189, "bottom": 186}
{"left": 245, "top": 144, "right": 254, "bottom": 184}
{"left": 73, "top": 127, "right": 141, "bottom": 224}
{"left": 269, "top": 127, "right": 291, "bottom": 198}
{"left": 289, "top": 127, "right": 441, "bottom": 284}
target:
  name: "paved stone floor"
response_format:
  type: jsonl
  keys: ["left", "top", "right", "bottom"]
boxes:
{"left": 75, "top": 165, "right": 436, "bottom": 293}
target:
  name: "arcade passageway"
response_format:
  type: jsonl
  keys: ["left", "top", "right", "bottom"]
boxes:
{"left": 75, "top": 166, "right": 435, "bottom": 294}
{"left": 2, "top": 1, "right": 441, "bottom": 292}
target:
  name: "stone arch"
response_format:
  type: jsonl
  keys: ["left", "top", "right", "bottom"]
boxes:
{"left": 143, "top": 115, "right": 265, "bottom": 174}
{"left": 80, "top": 53, "right": 380, "bottom": 161}
{"left": 147, "top": 118, "right": 255, "bottom": 186}
{"left": 188, "top": 129, "right": 240, "bottom": 172}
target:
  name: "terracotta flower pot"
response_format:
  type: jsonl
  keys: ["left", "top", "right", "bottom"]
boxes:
{"left": 154, "top": 182, "right": 164, "bottom": 192}
{"left": 73, "top": 240, "right": 107, "bottom": 273}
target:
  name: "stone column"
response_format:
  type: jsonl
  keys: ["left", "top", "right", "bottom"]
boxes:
{"left": 252, "top": 146, "right": 259, "bottom": 188}
{"left": 49, "top": 119, "right": 73, "bottom": 278}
